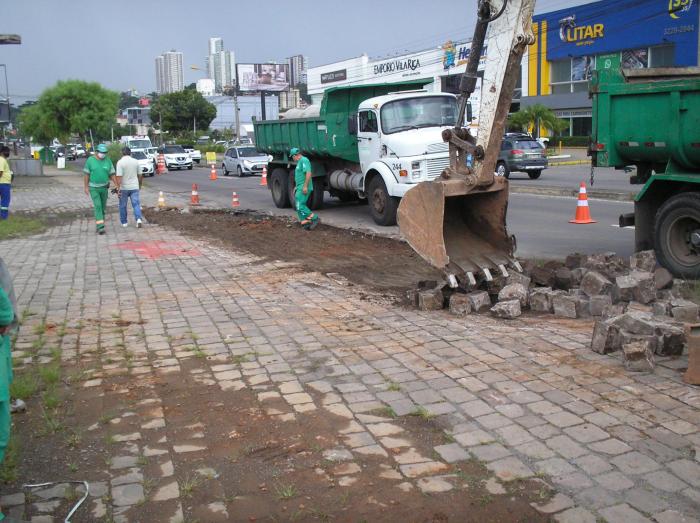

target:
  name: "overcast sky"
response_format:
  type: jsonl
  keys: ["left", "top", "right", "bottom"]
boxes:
{"left": 3, "top": 0, "right": 589, "bottom": 102}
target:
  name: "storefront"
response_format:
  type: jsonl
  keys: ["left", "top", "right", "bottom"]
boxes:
{"left": 307, "top": 40, "right": 497, "bottom": 124}
{"left": 522, "top": 0, "right": 699, "bottom": 136}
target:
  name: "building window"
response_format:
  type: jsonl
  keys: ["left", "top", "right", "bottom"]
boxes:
{"left": 571, "top": 117, "right": 591, "bottom": 136}
{"left": 549, "top": 57, "right": 593, "bottom": 94}
{"left": 650, "top": 44, "right": 674, "bottom": 67}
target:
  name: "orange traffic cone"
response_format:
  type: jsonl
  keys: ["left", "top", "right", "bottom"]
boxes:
{"left": 231, "top": 192, "right": 240, "bottom": 208}
{"left": 209, "top": 164, "right": 218, "bottom": 181}
{"left": 190, "top": 184, "right": 200, "bottom": 206}
{"left": 260, "top": 165, "right": 268, "bottom": 186}
{"left": 157, "top": 191, "right": 166, "bottom": 208}
{"left": 157, "top": 154, "right": 166, "bottom": 175}
{"left": 569, "top": 182, "right": 596, "bottom": 224}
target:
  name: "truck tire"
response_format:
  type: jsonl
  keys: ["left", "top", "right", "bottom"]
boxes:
{"left": 270, "top": 168, "right": 291, "bottom": 208}
{"left": 654, "top": 192, "right": 700, "bottom": 279}
{"left": 528, "top": 170, "right": 542, "bottom": 180}
{"left": 368, "top": 176, "right": 399, "bottom": 226}
{"left": 496, "top": 161, "right": 510, "bottom": 179}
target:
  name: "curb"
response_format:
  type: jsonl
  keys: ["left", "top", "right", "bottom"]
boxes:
{"left": 510, "top": 185, "right": 635, "bottom": 202}
{"left": 548, "top": 160, "right": 591, "bottom": 166}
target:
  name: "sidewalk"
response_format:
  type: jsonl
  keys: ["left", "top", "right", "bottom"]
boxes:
{"left": 0, "top": 180, "right": 697, "bottom": 522}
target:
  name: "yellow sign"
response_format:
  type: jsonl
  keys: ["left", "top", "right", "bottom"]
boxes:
{"left": 206, "top": 151, "right": 217, "bottom": 164}
{"left": 669, "top": 0, "right": 691, "bottom": 18}
{"left": 563, "top": 23, "right": 604, "bottom": 43}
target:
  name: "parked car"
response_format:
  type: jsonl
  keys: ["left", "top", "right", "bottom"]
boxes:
{"left": 65, "top": 145, "right": 77, "bottom": 161}
{"left": 159, "top": 145, "right": 192, "bottom": 170}
{"left": 196, "top": 136, "right": 210, "bottom": 145}
{"left": 497, "top": 133, "right": 548, "bottom": 179}
{"left": 181, "top": 144, "right": 202, "bottom": 164}
{"left": 132, "top": 150, "right": 155, "bottom": 177}
{"left": 222, "top": 146, "right": 269, "bottom": 177}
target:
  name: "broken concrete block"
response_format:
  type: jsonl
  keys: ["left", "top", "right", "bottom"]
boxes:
{"left": 623, "top": 339, "right": 655, "bottom": 372}
{"left": 652, "top": 301, "right": 672, "bottom": 317}
{"left": 580, "top": 271, "right": 613, "bottom": 298}
{"left": 571, "top": 267, "right": 589, "bottom": 286}
{"left": 553, "top": 295, "right": 579, "bottom": 319}
{"left": 672, "top": 279, "right": 690, "bottom": 297}
{"left": 467, "top": 291, "right": 491, "bottom": 313}
{"left": 530, "top": 287, "right": 554, "bottom": 313}
{"left": 627, "top": 301, "right": 654, "bottom": 314}
{"left": 585, "top": 252, "right": 629, "bottom": 280}
{"left": 654, "top": 267, "right": 673, "bottom": 290}
{"left": 656, "top": 323, "right": 685, "bottom": 356}
{"left": 630, "top": 250, "right": 657, "bottom": 273}
{"left": 589, "top": 295, "right": 612, "bottom": 317}
{"left": 591, "top": 320, "right": 622, "bottom": 354}
{"left": 449, "top": 294, "right": 472, "bottom": 316}
{"left": 506, "top": 271, "right": 531, "bottom": 289}
{"left": 418, "top": 288, "right": 444, "bottom": 311}
{"left": 613, "top": 271, "right": 656, "bottom": 304}
{"left": 565, "top": 252, "right": 588, "bottom": 270}
{"left": 554, "top": 267, "right": 574, "bottom": 291}
{"left": 498, "top": 283, "right": 528, "bottom": 308}
{"left": 611, "top": 311, "right": 686, "bottom": 355}
{"left": 530, "top": 266, "right": 556, "bottom": 287}
{"left": 602, "top": 303, "right": 627, "bottom": 319}
{"left": 491, "top": 300, "right": 521, "bottom": 319}
{"left": 610, "top": 310, "right": 658, "bottom": 335}
{"left": 671, "top": 298, "right": 699, "bottom": 323}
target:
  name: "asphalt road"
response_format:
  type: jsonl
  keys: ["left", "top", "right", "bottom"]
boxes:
{"left": 508, "top": 163, "right": 637, "bottom": 194}
{"left": 145, "top": 163, "right": 636, "bottom": 261}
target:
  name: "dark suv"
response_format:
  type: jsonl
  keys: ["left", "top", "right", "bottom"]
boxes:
{"left": 497, "top": 133, "right": 548, "bottom": 179}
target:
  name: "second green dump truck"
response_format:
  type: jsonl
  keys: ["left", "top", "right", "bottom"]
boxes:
{"left": 590, "top": 55, "right": 700, "bottom": 278}
{"left": 254, "top": 80, "right": 463, "bottom": 226}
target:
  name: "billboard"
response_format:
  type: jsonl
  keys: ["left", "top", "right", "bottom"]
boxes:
{"left": 237, "top": 63, "right": 290, "bottom": 92}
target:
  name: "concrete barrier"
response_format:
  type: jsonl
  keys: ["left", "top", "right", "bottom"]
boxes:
{"left": 10, "top": 158, "right": 44, "bottom": 176}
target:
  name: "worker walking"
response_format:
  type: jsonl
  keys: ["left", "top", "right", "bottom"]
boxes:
{"left": 290, "top": 147, "right": 320, "bottom": 230}
{"left": 115, "top": 147, "right": 144, "bottom": 228}
{"left": 83, "top": 144, "right": 116, "bottom": 235}
{"left": 0, "top": 146, "right": 13, "bottom": 220}
{"left": 0, "top": 260, "right": 16, "bottom": 492}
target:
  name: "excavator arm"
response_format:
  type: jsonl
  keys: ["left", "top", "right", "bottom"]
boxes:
{"left": 397, "top": 0, "right": 535, "bottom": 288}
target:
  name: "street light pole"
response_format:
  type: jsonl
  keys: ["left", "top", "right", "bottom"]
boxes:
{"left": 0, "top": 65, "right": 10, "bottom": 138}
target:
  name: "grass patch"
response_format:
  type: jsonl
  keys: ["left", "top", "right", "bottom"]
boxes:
{"left": 42, "top": 388, "right": 61, "bottom": 409}
{"left": 38, "top": 364, "right": 61, "bottom": 386}
{"left": 180, "top": 473, "right": 204, "bottom": 498}
{"left": 408, "top": 406, "right": 434, "bottom": 420}
{"left": 0, "top": 438, "right": 19, "bottom": 483}
{"left": 370, "top": 406, "right": 397, "bottom": 418}
{"left": 275, "top": 483, "right": 298, "bottom": 500}
{"left": 10, "top": 372, "right": 38, "bottom": 400}
{"left": 0, "top": 216, "right": 46, "bottom": 240}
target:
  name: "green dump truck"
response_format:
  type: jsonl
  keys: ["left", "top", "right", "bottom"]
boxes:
{"left": 254, "top": 80, "right": 464, "bottom": 226}
{"left": 590, "top": 55, "right": 700, "bottom": 278}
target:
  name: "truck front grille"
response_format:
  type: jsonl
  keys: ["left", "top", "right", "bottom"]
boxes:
{"left": 427, "top": 157, "right": 450, "bottom": 179}
{"left": 426, "top": 143, "right": 449, "bottom": 154}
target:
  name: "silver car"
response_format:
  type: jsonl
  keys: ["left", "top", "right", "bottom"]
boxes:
{"left": 222, "top": 146, "right": 268, "bottom": 177}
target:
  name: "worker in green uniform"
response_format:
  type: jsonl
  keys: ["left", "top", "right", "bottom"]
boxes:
{"left": 290, "top": 148, "right": 320, "bottom": 230}
{"left": 83, "top": 144, "right": 116, "bottom": 234}
{"left": 0, "top": 284, "right": 14, "bottom": 475}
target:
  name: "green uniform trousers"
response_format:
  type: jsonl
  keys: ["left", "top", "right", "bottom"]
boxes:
{"left": 89, "top": 186, "right": 109, "bottom": 231}
{"left": 295, "top": 188, "right": 313, "bottom": 222}
{"left": 0, "top": 336, "right": 12, "bottom": 464}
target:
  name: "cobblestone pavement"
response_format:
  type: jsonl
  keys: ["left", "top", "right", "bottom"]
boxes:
{"left": 1, "top": 183, "right": 699, "bottom": 522}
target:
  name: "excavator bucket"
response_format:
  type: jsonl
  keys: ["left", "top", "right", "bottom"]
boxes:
{"left": 397, "top": 178, "right": 517, "bottom": 285}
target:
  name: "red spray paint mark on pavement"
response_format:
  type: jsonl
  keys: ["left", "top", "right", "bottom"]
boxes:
{"left": 111, "top": 240, "right": 202, "bottom": 260}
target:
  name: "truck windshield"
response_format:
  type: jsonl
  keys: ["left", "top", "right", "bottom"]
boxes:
{"left": 381, "top": 96, "right": 458, "bottom": 134}
{"left": 128, "top": 139, "right": 151, "bottom": 149}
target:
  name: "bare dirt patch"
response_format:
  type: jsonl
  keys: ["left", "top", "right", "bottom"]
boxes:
{"left": 144, "top": 208, "right": 442, "bottom": 297}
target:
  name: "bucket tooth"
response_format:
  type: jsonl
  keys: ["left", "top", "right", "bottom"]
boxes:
{"left": 498, "top": 264, "right": 508, "bottom": 278}
{"left": 466, "top": 272, "right": 477, "bottom": 286}
{"left": 511, "top": 260, "right": 523, "bottom": 272}
{"left": 482, "top": 268, "right": 493, "bottom": 282}
{"left": 447, "top": 274, "right": 458, "bottom": 288}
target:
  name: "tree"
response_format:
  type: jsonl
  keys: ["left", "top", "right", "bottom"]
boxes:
{"left": 150, "top": 89, "right": 216, "bottom": 134}
{"left": 508, "top": 104, "right": 569, "bottom": 138}
{"left": 18, "top": 80, "right": 119, "bottom": 143}
{"left": 185, "top": 82, "right": 196, "bottom": 91}
{"left": 119, "top": 91, "right": 139, "bottom": 110}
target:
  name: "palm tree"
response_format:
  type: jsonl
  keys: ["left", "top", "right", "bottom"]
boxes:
{"left": 508, "top": 104, "right": 569, "bottom": 138}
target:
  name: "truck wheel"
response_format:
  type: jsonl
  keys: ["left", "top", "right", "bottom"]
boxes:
{"left": 368, "top": 176, "right": 399, "bottom": 226}
{"left": 528, "top": 170, "right": 542, "bottom": 180}
{"left": 496, "top": 161, "right": 510, "bottom": 179}
{"left": 270, "top": 168, "right": 291, "bottom": 208}
{"left": 308, "top": 178, "right": 325, "bottom": 210}
{"left": 654, "top": 192, "right": 700, "bottom": 278}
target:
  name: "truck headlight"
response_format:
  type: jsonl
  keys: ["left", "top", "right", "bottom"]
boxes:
{"left": 411, "top": 161, "right": 422, "bottom": 179}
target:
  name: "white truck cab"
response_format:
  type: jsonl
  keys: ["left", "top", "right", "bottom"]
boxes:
{"left": 354, "top": 91, "right": 459, "bottom": 224}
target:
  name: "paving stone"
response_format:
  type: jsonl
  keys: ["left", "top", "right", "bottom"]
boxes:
{"left": 476, "top": 413, "right": 512, "bottom": 430}
{"left": 530, "top": 493, "right": 575, "bottom": 514}
{"left": 112, "top": 483, "right": 144, "bottom": 507}
{"left": 393, "top": 448, "right": 431, "bottom": 465}
{"left": 573, "top": 454, "right": 613, "bottom": 475}
{"left": 643, "top": 470, "right": 688, "bottom": 492}
{"left": 667, "top": 459, "right": 700, "bottom": 487}
{"left": 544, "top": 411, "right": 585, "bottom": 428}
{"left": 554, "top": 507, "right": 597, "bottom": 523}
{"left": 367, "top": 422, "right": 403, "bottom": 437}
{"left": 546, "top": 435, "right": 588, "bottom": 458}
{"left": 574, "top": 486, "right": 622, "bottom": 509}
{"left": 653, "top": 510, "right": 698, "bottom": 523}
{"left": 611, "top": 451, "right": 661, "bottom": 475}
{"left": 453, "top": 429, "right": 495, "bottom": 447}
{"left": 322, "top": 448, "right": 354, "bottom": 462}
{"left": 416, "top": 476, "right": 453, "bottom": 493}
{"left": 552, "top": 472, "right": 594, "bottom": 490}
{"left": 284, "top": 392, "right": 313, "bottom": 405}
{"left": 589, "top": 438, "right": 633, "bottom": 455}
{"left": 152, "top": 481, "right": 179, "bottom": 501}
{"left": 110, "top": 456, "right": 139, "bottom": 469}
{"left": 595, "top": 471, "right": 635, "bottom": 491}
{"left": 563, "top": 424, "right": 610, "bottom": 443}
{"left": 344, "top": 431, "right": 376, "bottom": 448}
{"left": 535, "top": 457, "right": 577, "bottom": 477}
{"left": 486, "top": 457, "right": 533, "bottom": 482}
{"left": 515, "top": 441, "right": 556, "bottom": 460}
{"left": 599, "top": 503, "right": 653, "bottom": 523}
{"left": 495, "top": 424, "right": 533, "bottom": 446}
{"left": 623, "top": 487, "right": 668, "bottom": 515}
{"left": 484, "top": 477, "right": 507, "bottom": 494}
{"left": 399, "top": 461, "right": 449, "bottom": 478}
{"left": 433, "top": 443, "right": 469, "bottom": 463}
{"left": 470, "top": 443, "right": 511, "bottom": 462}
{"left": 353, "top": 444, "right": 388, "bottom": 457}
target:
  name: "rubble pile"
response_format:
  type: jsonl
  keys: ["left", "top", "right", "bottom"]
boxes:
{"left": 409, "top": 250, "right": 696, "bottom": 371}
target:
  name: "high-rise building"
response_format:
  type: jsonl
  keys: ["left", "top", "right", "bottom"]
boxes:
{"left": 155, "top": 50, "right": 184, "bottom": 94}
{"left": 279, "top": 88, "right": 301, "bottom": 111}
{"left": 288, "top": 55, "right": 308, "bottom": 87}
{"left": 206, "top": 37, "right": 236, "bottom": 94}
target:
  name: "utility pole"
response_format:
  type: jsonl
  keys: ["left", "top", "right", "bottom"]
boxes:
{"left": 193, "top": 114, "right": 196, "bottom": 135}
{"left": 260, "top": 91, "right": 266, "bottom": 121}
{"left": 233, "top": 91, "right": 240, "bottom": 141}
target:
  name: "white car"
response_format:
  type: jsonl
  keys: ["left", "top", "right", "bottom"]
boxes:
{"left": 181, "top": 145, "right": 202, "bottom": 164}
{"left": 132, "top": 150, "right": 155, "bottom": 177}
{"left": 222, "top": 146, "right": 269, "bottom": 177}
{"left": 159, "top": 145, "right": 193, "bottom": 170}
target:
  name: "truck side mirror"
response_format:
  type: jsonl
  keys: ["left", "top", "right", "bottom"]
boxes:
{"left": 466, "top": 102, "right": 473, "bottom": 122}
{"left": 348, "top": 114, "right": 357, "bottom": 135}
